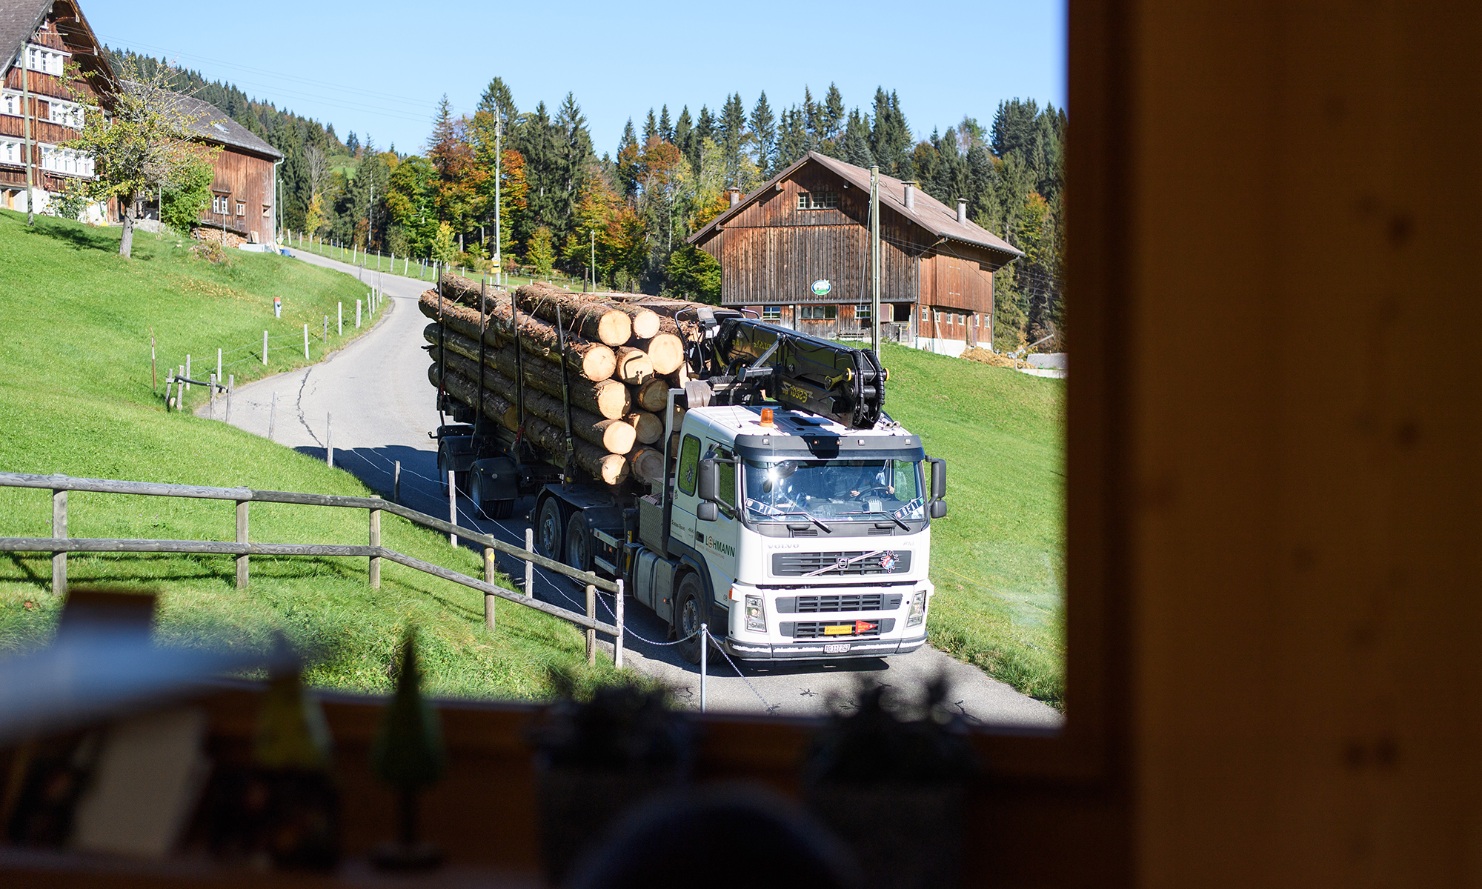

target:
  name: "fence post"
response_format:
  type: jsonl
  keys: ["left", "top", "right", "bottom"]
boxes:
{"left": 369, "top": 503, "right": 381, "bottom": 590}
{"left": 448, "top": 471, "right": 457, "bottom": 546}
{"left": 614, "top": 578, "right": 625, "bottom": 669}
{"left": 356, "top": 299, "right": 362, "bottom": 329}
{"left": 185, "top": 354, "right": 191, "bottom": 392}
{"left": 51, "top": 488, "right": 67, "bottom": 596}
{"left": 393, "top": 460, "right": 401, "bottom": 503}
{"left": 303, "top": 323, "right": 309, "bottom": 360}
{"left": 326, "top": 413, "right": 333, "bottom": 468}
{"left": 226, "top": 375, "right": 234, "bottom": 422}
{"left": 585, "top": 583, "right": 596, "bottom": 666}
{"left": 338, "top": 302, "right": 343, "bottom": 336}
{"left": 700, "top": 623, "right": 708, "bottom": 712}
{"left": 209, "top": 373, "right": 217, "bottom": 419}
{"left": 235, "top": 500, "right": 248, "bottom": 590}
{"left": 216, "top": 347, "right": 222, "bottom": 383}
{"left": 524, "top": 527, "right": 534, "bottom": 597}
{"left": 262, "top": 330, "right": 269, "bottom": 365}
{"left": 483, "top": 548, "right": 496, "bottom": 630}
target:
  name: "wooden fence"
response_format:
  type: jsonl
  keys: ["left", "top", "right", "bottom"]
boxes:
{"left": 0, "top": 472, "right": 624, "bottom": 668}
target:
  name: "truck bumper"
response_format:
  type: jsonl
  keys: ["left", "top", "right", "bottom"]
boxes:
{"left": 723, "top": 632, "right": 929, "bottom": 661}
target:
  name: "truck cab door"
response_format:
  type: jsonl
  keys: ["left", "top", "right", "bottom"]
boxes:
{"left": 671, "top": 433, "right": 702, "bottom": 554}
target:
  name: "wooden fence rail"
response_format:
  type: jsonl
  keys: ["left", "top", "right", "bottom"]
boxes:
{"left": 0, "top": 472, "right": 623, "bottom": 667}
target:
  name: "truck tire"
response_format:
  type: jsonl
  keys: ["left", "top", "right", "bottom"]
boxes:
{"left": 436, "top": 446, "right": 468, "bottom": 497}
{"left": 534, "top": 496, "right": 563, "bottom": 560}
{"left": 675, "top": 573, "right": 708, "bottom": 666}
{"left": 564, "top": 513, "right": 592, "bottom": 573}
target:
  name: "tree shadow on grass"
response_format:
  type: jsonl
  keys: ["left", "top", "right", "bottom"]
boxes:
{"left": 25, "top": 217, "right": 118, "bottom": 254}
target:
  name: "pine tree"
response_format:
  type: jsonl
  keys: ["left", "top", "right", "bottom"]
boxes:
{"left": 615, "top": 119, "right": 640, "bottom": 199}
{"left": 749, "top": 92, "right": 776, "bottom": 177}
{"left": 659, "top": 105, "right": 673, "bottom": 142}
{"left": 674, "top": 106, "right": 697, "bottom": 170}
{"left": 476, "top": 76, "right": 519, "bottom": 144}
{"left": 802, "top": 86, "right": 819, "bottom": 144}
{"left": 719, "top": 93, "right": 748, "bottom": 187}
{"left": 868, "top": 89, "right": 913, "bottom": 179}
{"left": 642, "top": 108, "right": 658, "bottom": 145}
{"left": 821, "top": 83, "right": 845, "bottom": 143}
{"left": 836, "top": 108, "right": 875, "bottom": 168}
{"left": 775, "top": 106, "right": 809, "bottom": 170}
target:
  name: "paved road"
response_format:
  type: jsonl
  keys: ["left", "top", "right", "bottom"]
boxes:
{"left": 215, "top": 250, "right": 1062, "bottom": 729}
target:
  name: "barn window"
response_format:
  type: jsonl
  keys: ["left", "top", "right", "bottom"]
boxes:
{"left": 799, "top": 305, "right": 837, "bottom": 321}
{"left": 796, "top": 191, "right": 838, "bottom": 210}
{"left": 236, "top": 201, "right": 246, "bottom": 217}
{"left": 856, "top": 303, "right": 872, "bottom": 321}
{"left": 761, "top": 306, "right": 781, "bottom": 322}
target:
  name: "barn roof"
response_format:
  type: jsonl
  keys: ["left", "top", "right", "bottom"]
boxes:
{"left": 166, "top": 89, "right": 282, "bottom": 160}
{"left": 688, "top": 150, "right": 1024, "bottom": 266}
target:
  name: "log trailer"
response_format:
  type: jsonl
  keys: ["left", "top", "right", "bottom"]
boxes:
{"left": 434, "top": 307, "right": 946, "bottom": 664}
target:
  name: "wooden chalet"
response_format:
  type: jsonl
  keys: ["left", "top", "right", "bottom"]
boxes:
{"left": 687, "top": 151, "right": 1023, "bottom": 355}
{"left": 1, "top": 0, "right": 281, "bottom": 244}
{"left": 0, "top": 0, "right": 113, "bottom": 217}
{"left": 167, "top": 89, "right": 281, "bottom": 245}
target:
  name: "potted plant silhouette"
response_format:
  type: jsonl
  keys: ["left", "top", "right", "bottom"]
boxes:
{"left": 802, "top": 675, "right": 979, "bottom": 889}
{"left": 528, "top": 677, "right": 692, "bottom": 884}
{"left": 370, "top": 629, "right": 446, "bottom": 871}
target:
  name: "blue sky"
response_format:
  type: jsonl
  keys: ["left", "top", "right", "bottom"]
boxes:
{"left": 78, "top": 1, "right": 1066, "bottom": 157}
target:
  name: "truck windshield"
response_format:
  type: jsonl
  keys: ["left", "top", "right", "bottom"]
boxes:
{"left": 742, "top": 458, "right": 926, "bottom": 524}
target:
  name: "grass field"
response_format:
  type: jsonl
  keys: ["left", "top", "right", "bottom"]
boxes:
{"left": 0, "top": 210, "right": 621, "bottom": 699}
{"left": 287, "top": 233, "right": 587, "bottom": 292}
{"left": 879, "top": 344, "right": 1066, "bottom": 707}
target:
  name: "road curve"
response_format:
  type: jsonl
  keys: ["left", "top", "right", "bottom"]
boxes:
{"left": 216, "top": 250, "right": 1062, "bottom": 730}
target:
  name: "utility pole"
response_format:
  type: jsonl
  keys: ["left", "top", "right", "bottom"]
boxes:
{"left": 20, "top": 46, "right": 34, "bottom": 225}
{"left": 870, "top": 165, "right": 881, "bottom": 353}
{"left": 494, "top": 115, "right": 502, "bottom": 286}
{"left": 590, "top": 228, "right": 596, "bottom": 291}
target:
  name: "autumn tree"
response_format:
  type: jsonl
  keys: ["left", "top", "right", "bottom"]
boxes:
{"left": 68, "top": 60, "right": 217, "bottom": 257}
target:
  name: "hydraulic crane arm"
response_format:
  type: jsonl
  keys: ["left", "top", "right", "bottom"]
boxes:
{"left": 709, "top": 318, "right": 887, "bottom": 429}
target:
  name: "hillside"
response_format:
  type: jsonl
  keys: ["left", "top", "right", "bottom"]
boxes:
{"left": 0, "top": 211, "right": 619, "bottom": 699}
{"left": 879, "top": 342, "right": 1066, "bottom": 705}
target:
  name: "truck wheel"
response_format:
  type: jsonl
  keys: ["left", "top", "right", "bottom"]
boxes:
{"left": 675, "top": 574, "right": 708, "bottom": 666}
{"left": 487, "top": 499, "right": 516, "bottom": 520}
{"left": 564, "top": 513, "right": 592, "bottom": 573}
{"left": 534, "top": 497, "right": 563, "bottom": 560}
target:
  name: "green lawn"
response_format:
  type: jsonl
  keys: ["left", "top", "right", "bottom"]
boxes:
{"left": 287, "top": 234, "right": 587, "bottom": 291}
{"left": 879, "top": 343, "right": 1066, "bottom": 707}
{"left": 0, "top": 210, "right": 619, "bottom": 699}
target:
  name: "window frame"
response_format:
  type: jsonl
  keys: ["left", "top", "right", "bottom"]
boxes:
{"left": 799, "top": 304, "right": 837, "bottom": 321}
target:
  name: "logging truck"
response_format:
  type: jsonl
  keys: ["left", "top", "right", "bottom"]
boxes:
{"left": 426, "top": 281, "right": 944, "bottom": 664}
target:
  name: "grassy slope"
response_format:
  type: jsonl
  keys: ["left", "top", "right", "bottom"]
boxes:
{"left": 0, "top": 210, "right": 618, "bottom": 699}
{"left": 878, "top": 343, "right": 1066, "bottom": 706}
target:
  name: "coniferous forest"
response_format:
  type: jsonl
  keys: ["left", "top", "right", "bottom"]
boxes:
{"left": 108, "top": 50, "right": 1065, "bottom": 351}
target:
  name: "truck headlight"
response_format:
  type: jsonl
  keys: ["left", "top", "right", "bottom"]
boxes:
{"left": 744, "top": 594, "right": 766, "bottom": 633}
{"left": 907, "top": 590, "right": 926, "bottom": 627}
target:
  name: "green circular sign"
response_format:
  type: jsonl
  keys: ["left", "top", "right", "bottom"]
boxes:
{"left": 811, "top": 279, "right": 832, "bottom": 297}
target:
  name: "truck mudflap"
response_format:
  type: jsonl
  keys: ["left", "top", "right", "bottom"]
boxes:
{"left": 723, "top": 632, "right": 929, "bottom": 661}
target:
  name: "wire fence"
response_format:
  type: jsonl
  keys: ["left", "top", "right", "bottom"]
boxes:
{"left": 282, "top": 230, "right": 587, "bottom": 292}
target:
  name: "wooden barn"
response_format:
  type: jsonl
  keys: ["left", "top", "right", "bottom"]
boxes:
{"left": 167, "top": 89, "right": 281, "bottom": 245}
{"left": 687, "top": 151, "right": 1023, "bottom": 356}
{"left": 0, "top": 0, "right": 113, "bottom": 218}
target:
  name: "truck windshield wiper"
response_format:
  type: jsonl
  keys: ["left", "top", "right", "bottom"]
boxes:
{"left": 853, "top": 510, "right": 909, "bottom": 531}
{"left": 774, "top": 510, "right": 833, "bottom": 533}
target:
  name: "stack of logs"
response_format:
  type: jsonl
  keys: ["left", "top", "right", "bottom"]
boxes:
{"left": 420, "top": 276, "right": 705, "bottom": 488}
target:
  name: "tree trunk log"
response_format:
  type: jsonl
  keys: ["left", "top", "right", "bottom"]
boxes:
{"left": 421, "top": 289, "right": 615, "bottom": 382}
{"left": 428, "top": 364, "right": 518, "bottom": 431}
{"left": 613, "top": 346, "right": 654, "bottom": 385}
{"left": 425, "top": 324, "right": 630, "bottom": 419}
{"left": 625, "top": 411, "right": 664, "bottom": 445}
{"left": 637, "top": 333, "right": 685, "bottom": 375}
{"left": 628, "top": 447, "right": 666, "bottom": 487}
{"left": 516, "top": 282, "right": 632, "bottom": 347}
{"left": 437, "top": 351, "right": 635, "bottom": 455}
{"left": 635, "top": 377, "right": 673, "bottom": 413}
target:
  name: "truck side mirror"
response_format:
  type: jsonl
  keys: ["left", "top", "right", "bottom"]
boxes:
{"left": 928, "top": 457, "right": 947, "bottom": 519}
{"left": 697, "top": 458, "right": 719, "bottom": 502}
{"left": 697, "top": 501, "right": 719, "bottom": 522}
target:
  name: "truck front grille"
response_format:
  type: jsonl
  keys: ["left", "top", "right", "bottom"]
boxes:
{"left": 777, "top": 594, "right": 903, "bottom": 614}
{"left": 784, "top": 618, "right": 897, "bottom": 639}
{"left": 772, "top": 550, "right": 912, "bottom": 577}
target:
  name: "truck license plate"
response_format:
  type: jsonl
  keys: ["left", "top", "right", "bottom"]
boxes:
{"left": 823, "top": 643, "right": 851, "bottom": 654}
{"left": 823, "top": 625, "right": 853, "bottom": 636}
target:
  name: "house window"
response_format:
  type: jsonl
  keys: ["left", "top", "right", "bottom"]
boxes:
{"left": 236, "top": 201, "right": 246, "bottom": 217}
{"left": 1, "top": 91, "right": 18, "bottom": 116}
{"left": 212, "top": 195, "right": 231, "bottom": 215}
{"left": 761, "top": 306, "right": 782, "bottom": 322}
{"left": 25, "top": 44, "right": 67, "bottom": 77}
{"left": 856, "top": 303, "right": 872, "bottom": 321}
{"left": 796, "top": 191, "right": 839, "bottom": 210}
{"left": 0, "top": 139, "right": 19, "bottom": 165}
{"left": 48, "top": 100, "right": 82, "bottom": 128}
{"left": 799, "top": 305, "right": 837, "bottom": 321}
